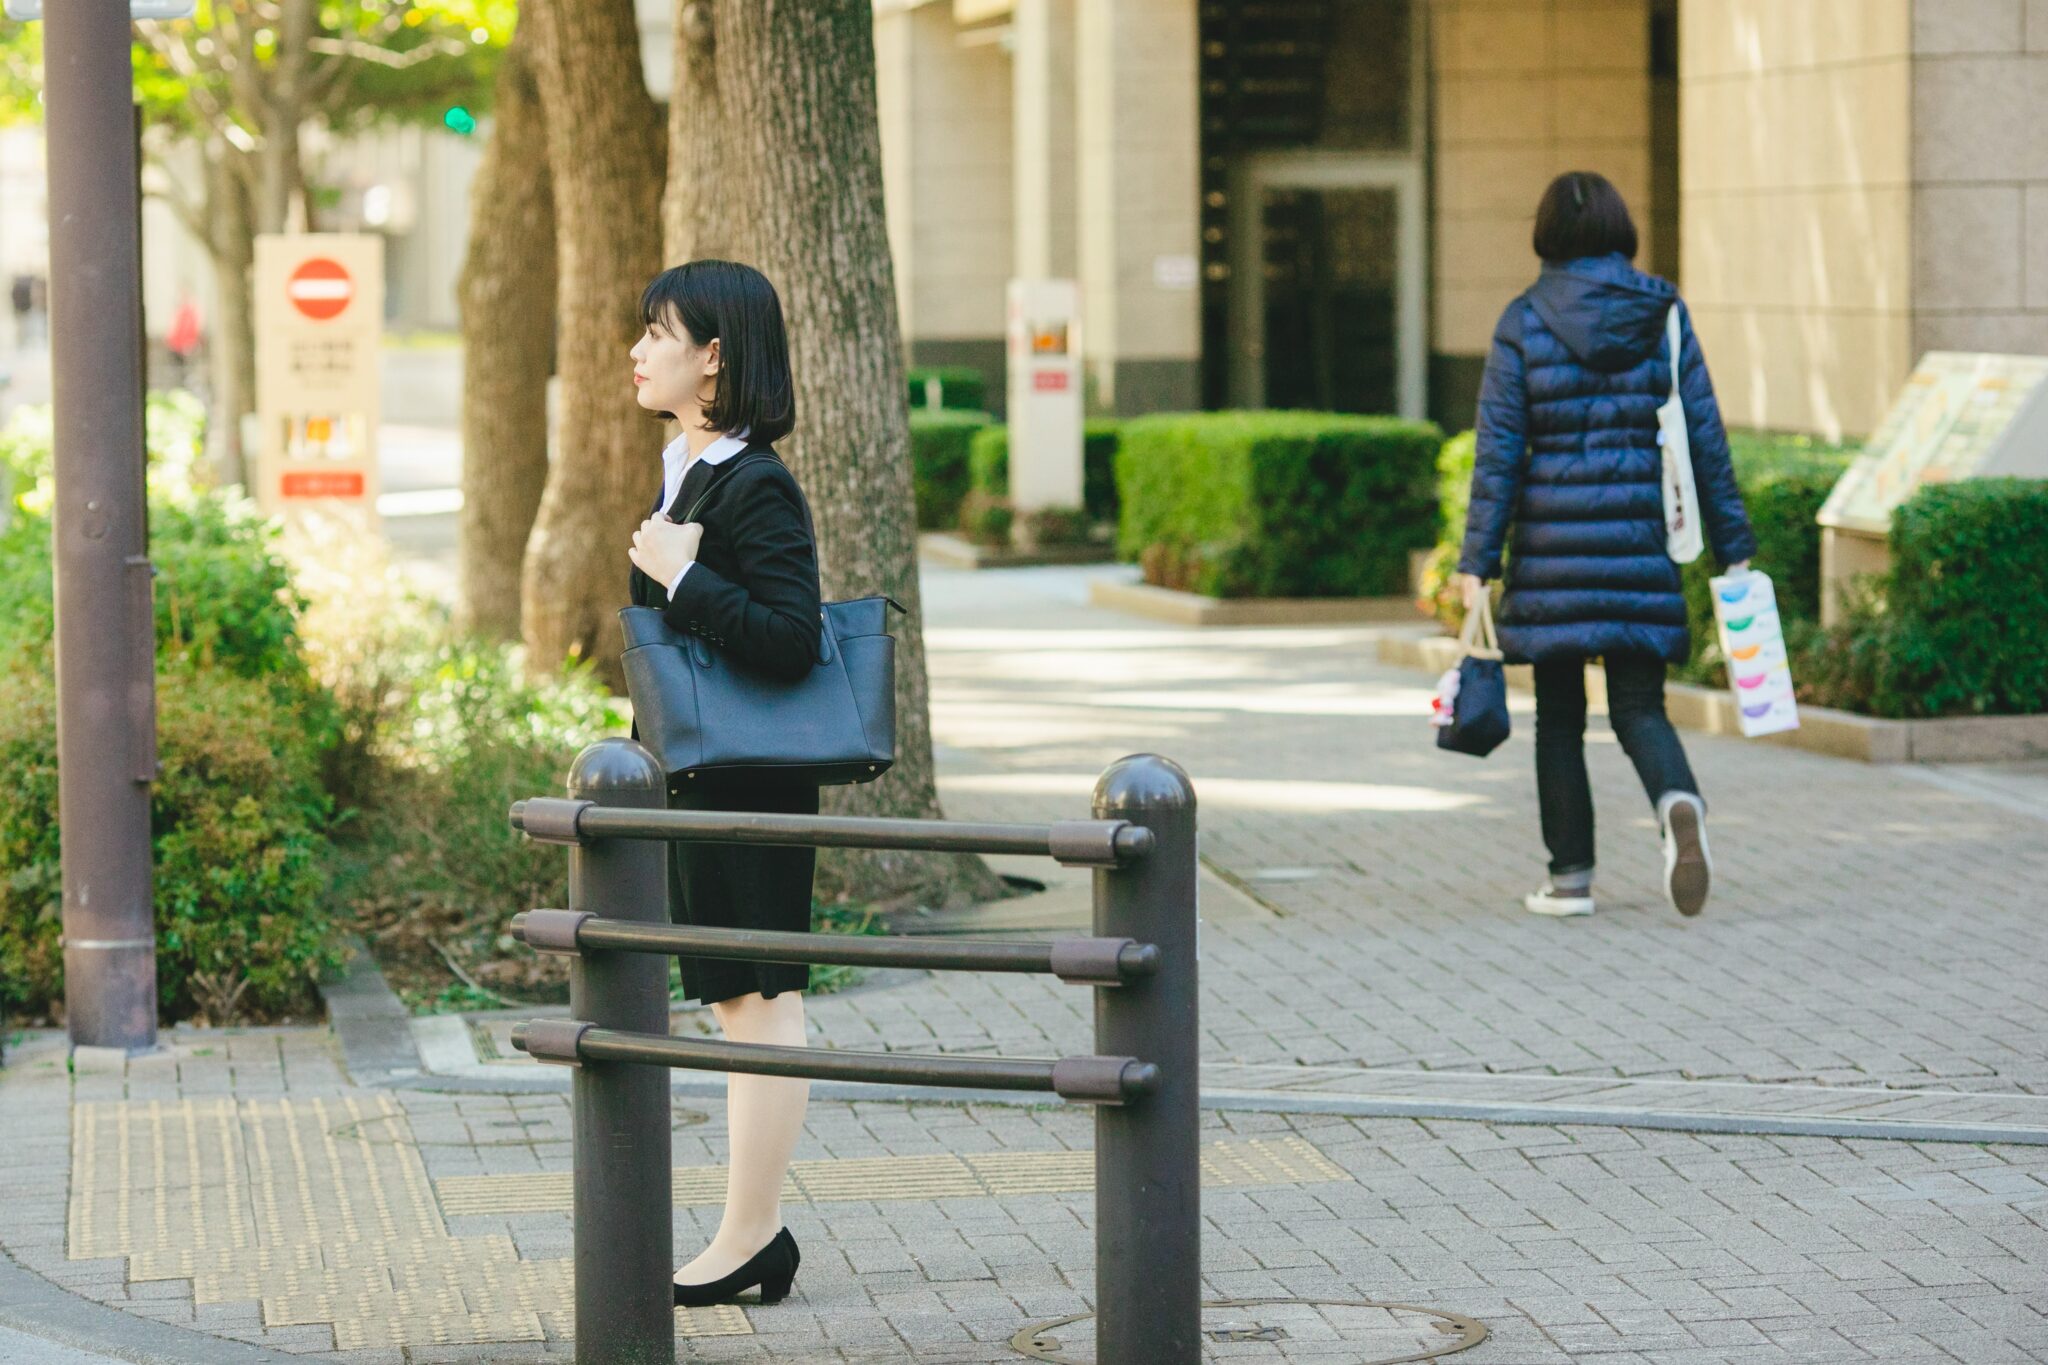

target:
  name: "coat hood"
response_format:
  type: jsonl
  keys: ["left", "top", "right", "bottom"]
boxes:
{"left": 1526, "top": 253, "right": 1675, "bottom": 372}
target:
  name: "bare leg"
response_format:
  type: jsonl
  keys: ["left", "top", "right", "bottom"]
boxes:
{"left": 675, "top": 989, "right": 809, "bottom": 1285}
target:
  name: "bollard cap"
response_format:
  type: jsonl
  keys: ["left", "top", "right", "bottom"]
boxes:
{"left": 568, "top": 738, "right": 667, "bottom": 802}
{"left": 1092, "top": 754, "right": 1196, "bottom": 819}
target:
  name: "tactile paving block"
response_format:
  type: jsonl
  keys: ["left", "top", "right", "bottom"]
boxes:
{"left": 67, "top": 1097, "right": 749, "bottom": 1350}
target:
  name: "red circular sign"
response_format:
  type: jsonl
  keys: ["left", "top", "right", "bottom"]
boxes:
{"left": 287, "top": 257, "right": 354, "bottom": 321}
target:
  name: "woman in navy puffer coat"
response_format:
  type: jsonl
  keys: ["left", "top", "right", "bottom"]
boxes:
{"left": 1457, "top": 172, "right": 1756, "bottom": 920}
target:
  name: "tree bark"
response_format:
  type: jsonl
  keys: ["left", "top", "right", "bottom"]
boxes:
{"left": 661, "top": 1, "right": 735, "bottom": 263}
{"left": 203, "top": 145, "right": 257, "bottom": 490}
{"left": 520, "top": 0, "right": 667, "bottom": 685}
{"left": 679, "top": 0, "right": 1002, "bottom": 906}
{"left": 456, "top": 27, "right": 556, "bottom": 640}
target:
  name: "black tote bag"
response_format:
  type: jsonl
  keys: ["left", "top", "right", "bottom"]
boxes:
{"left": 619, "top": 455, "right": 900, "bottom": 786}
{"left": 1437, "top": 593, "right": 1511, "bottom": 758}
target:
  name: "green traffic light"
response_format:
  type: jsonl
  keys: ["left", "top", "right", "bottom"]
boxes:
{"left": 444, "top": 106, "right": 477, "bottom": 136}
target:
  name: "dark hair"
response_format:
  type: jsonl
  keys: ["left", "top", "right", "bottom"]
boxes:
{"left": 1532, "top": 171, "right": 1638, "bottom": 264}
{"left": 638, "top": 259, "right": 796, "bottom": 443}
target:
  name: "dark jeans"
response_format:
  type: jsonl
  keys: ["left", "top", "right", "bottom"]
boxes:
{"left": 1533, "top": 653, "right": 1700, "bottom": 877}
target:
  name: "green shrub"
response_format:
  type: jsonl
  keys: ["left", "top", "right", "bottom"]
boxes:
{"left": 966, "top": 422, "right": 1122, "bottom": 525}
{"left": 906, "top": 366, "right": 988, "bottom": 413}
{"left": 908, "top": 409, "right": 992, "bottom": 531}
{"left": 1417, "top": 431, "right": 1476, "bottom": 627}
{"left": 1114, "top": 411, "right": 1441, "bottom": 599}
{"left": 1799, "top": 479, "right": 2048, "bottom": 718}
{"left": 956, "top": 488, "right": 1014, "bottom": 547}
{"left": 0, "top": 398, "right": 308, "bottom": 689}
{"left": 331, "top": 637, "right": 629, "bottom": 1006}
{"left": 0, "top": 665, "right": 346, "bottom": 1025}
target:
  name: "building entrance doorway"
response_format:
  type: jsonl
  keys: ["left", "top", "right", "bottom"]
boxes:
{"left": 1227, "top": 152, "right": 1424, "bottom": 419}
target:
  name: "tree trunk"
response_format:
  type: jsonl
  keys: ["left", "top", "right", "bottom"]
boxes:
{"left": 521, "top": 0, "right": 667, "bottom": 684}
{"left": 661, "top": 1, "right": 735, "bottom": 263}
{"left": 683, "top": 0, "right": 1002, "bottom": 906}
{"left": 456, "top": 27, "right": 557, "bottom": 640}
{"left": 203, "top": 146, "right": 257, "bottom": 490}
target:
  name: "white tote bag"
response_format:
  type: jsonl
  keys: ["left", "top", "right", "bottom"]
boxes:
{"left": 1658, "top": 305, "right": 1705, "bottom": 564}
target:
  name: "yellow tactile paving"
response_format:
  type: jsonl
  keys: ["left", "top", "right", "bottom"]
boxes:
{"left": 434, "top": 1134, "right": 1350, "bottom": 1216}
{"left": 67, "top": 1098, "right": 748, "bottom": 1351}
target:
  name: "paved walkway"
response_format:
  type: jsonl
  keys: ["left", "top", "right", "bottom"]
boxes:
{"left": 1, "top": 563, "right": 2044, "bottom": 1362}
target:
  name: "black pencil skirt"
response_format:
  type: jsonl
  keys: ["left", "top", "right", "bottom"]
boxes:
{"left": 666, "top": 771, "right": 821, "bottom": 1006}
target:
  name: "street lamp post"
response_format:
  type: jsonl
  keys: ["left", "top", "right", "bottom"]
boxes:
{"left": 43, "top": 0, "right": 160, "bottom": 1049}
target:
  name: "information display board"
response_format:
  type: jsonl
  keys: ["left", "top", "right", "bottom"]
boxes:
{"left": 1005, "top": 278, "right": 1084, "bottom": 514}
{"left": 253, "top": 234, "right": 382, "bottom": 524}
{"left": 1819, "top": 352, "right": 2048, "bottom": 535}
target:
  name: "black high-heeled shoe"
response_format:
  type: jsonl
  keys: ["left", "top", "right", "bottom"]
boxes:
{"left": 673, "top": 1228, "right": 800, "bottom": 1308}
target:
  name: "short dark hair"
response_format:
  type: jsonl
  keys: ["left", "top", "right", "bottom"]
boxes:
{"left": 1532, "top": 171, "right": 1638, "bottom": 264}
{"left": 639, "top": 259, "right": 796, "bottom": 444}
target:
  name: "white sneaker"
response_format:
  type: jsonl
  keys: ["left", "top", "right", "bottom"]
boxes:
{"left": 1523, "top": 883, "right": 1595, "bottom": 917}
{"left": 1659, "top": 792, "right": 1710, "bottom": 917}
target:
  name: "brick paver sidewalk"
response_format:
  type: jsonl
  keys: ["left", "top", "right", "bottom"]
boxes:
{"left": 0, "top": 562, "right": 2043, "bottom": 1363}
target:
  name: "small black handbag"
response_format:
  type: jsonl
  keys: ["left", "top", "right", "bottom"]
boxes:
{"left": 619, "top": 455, "right": 900, "bottom": 786}
{"left": 1436, "top": 592, "right": 1511, "bottom": 759}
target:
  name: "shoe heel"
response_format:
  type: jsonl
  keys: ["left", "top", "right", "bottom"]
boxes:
{"left": 758, "top": 1271, "right": 794, "bottom": 1304}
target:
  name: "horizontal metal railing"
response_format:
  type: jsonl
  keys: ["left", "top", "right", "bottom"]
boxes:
{"left": 506, "top": 739, "right": 1200, "bottom": 1365}
{"left": 510, "top": 796, "right": 1154, "bottom": 866}
{"left": 509, "top": 908, "right": 1161, "bottom": 984}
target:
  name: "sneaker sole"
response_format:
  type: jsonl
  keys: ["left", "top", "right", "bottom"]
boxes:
{"left": 1523, "top": 896, "right": 1594, "bottom": 917}
{"left": 1665, "top": 801, "right": 1709, "bottom": 917}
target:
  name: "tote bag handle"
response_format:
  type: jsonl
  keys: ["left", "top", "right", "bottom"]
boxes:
{"left": 1458, "top": 591, "right": 1503, "bottom": 661}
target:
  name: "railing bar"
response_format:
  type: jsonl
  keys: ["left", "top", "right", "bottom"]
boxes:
{"left": 580, "top": 807, "right": 1061, "bottom": 854}
{"left": 572, "top": 1028, "right": 1061, "bottom": 1092}
{"left": 514, "top": 804, "right": 1152, "bottom": 864}
{"left": 574, "top": 919, "right": 1058, "bottom": 973}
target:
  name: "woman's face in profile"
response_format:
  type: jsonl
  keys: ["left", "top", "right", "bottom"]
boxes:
{"left": 630, "top": 308, "right": 720, "bottom": 424}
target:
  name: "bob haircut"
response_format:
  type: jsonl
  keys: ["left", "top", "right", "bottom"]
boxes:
{"left": 1531, "top": 171, "right": 1638, "bottom": 265}
{"left": 638, "top": 259, "right": 796, "bottom": 444}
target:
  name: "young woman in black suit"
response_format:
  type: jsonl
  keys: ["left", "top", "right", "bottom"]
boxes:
{"left": 625, "top": 260, "right": 817, "bottom": 1307}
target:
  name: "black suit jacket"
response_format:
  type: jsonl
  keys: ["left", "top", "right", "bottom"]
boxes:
{"left": 628, "top": 443, "right": 823, "bottom": 684}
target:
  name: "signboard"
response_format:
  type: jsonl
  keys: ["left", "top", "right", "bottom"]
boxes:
{"left": 1005, "top": 279, "right": 1084, "bottom": 515}
{"left": 1819, "top": 352, "right": 2048, "bottom": 535}
{"left": 253, "top": 234, "right": 382, "bottom": 524}
{"left": 4, "top": 1, "right": 195, "bottom": 18}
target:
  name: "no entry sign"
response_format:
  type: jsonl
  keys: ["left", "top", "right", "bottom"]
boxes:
{"left": 254, "top": 234, "right": 382, "bottom": 523}
{"left": 287, "top": 257, "right": 355, "bottom": 322}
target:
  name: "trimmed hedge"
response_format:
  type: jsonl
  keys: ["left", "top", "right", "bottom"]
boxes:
{"left": 906, "top": 366, "right": 988, "bottom": 413}
{"left": 965, "top": 422, "right": 1122, "bottom": 526}
{"left": 1115, "top": 411, "right": 1442, "bottom": 599}
{"left": 908, "top": 409, "right": 993, "bottom": 530}
{"left": 1798, "top": 479, "right": 2048, "bottom": 718}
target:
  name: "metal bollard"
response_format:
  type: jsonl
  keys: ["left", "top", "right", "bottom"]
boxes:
{"left": 1091, "top": 754, "right": 1201, "bottom": 1362}
{"left": 564, "top": 740, "right": 673, "bottom": 1365}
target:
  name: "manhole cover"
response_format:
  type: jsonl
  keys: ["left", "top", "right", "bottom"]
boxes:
{"left": 1011, "top": 1298, "right": 1486, "bottom": 1363}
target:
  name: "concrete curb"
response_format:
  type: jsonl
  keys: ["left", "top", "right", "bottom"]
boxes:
{"left": 0, "top": 1243, "right": 304, "bottom": 1365}
{"left": 1378, "top": 631, "right": 2048, "bottom": 763}
{"left": 1089, "top": 578, "right": 1429, "bottom": 627}
{"left": 918, "top": 532, "right": 1115, "bottom": 570}
{"left": 321, "top": 949, "right": 2048, "bottom": 1146}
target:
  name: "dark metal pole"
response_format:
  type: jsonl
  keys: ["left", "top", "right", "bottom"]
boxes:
{"left": 46, "top": 0, "right": 159, "bottom": 1050}
{"left": 566, "top": 739, "right": 673, "bottom": 1365}
{"left": 1092, "top": 754, "right": 1200, "bottom": 1362}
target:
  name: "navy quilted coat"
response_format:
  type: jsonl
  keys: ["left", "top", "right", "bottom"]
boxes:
{"left": 1458, "top": 253, "right": 1756, "bottom": 664}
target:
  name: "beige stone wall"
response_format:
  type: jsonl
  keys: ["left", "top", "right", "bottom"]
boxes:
{"left": 1908, "top": 2, "right": 2048, "bottom": 359}
{"left": 1076, "top": 0, "right": 1202, "bottom": 409}
{"left": 1432, "top": 0, "right": 1655, "bottom": 358}
{"left": 873, "top": 2, "right": 1014, "bottom": 346}
{"left": 1679, "top": 0, "right": 1914, "bottom": 440}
